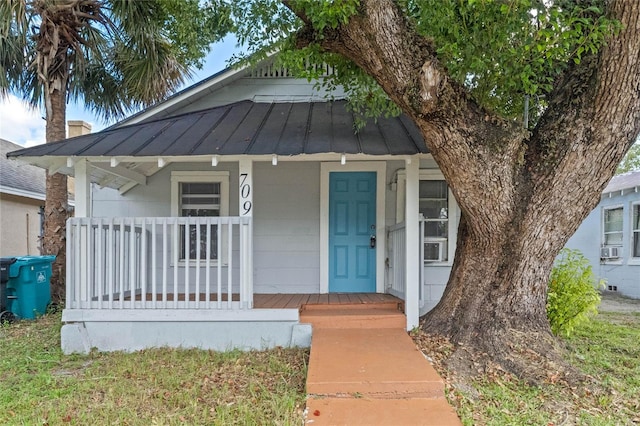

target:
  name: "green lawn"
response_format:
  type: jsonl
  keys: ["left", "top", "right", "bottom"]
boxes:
{"left": 2, "top": 309, "right": 638, "bottom": 425}
{"left": 0, "top": 313, "right": 308, "bottom": 425}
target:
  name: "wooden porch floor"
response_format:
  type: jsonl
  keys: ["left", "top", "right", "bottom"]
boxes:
{"left": 128, "top": 293, "right": 402, "bottom": 310}
{"left": 254, "top": 293, "right": 402, "bottom": 310}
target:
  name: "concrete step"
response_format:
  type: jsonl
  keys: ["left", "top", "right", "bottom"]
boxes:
{"left": 305, "top": 397, "right": 461, "bottom": 426}
{"left": 306, "top": 328, "right": 444, "bottom": 397}
{"left": 300, "top": 308, "right": 406, "bottom": 330}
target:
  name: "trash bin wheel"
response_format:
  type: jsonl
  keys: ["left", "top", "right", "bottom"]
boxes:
{"left": 0, "top": 310, "right": 16, "bottom": 324}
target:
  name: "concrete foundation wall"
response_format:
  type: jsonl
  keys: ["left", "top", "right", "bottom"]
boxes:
{"left": 61, "top": 309, "right": 311, "bottom": 354}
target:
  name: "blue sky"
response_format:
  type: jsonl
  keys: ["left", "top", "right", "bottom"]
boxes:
{"left": 0, "top": 35, "right": 238, "bottom": 148}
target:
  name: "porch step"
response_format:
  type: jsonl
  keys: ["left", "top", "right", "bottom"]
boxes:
{"left": 300, "top": 306, "right": 406, "bottom": 329}
{"left": 301, "top": 301, "right": 403, "bottom": 312}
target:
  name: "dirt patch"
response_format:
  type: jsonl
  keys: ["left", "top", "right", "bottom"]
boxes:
{"left": 598, "top": 291, "right": 640, "bottom": 313}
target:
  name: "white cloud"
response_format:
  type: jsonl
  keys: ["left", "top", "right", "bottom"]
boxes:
{"left": 0, "top": 94, "right": 46, "bottom": 147}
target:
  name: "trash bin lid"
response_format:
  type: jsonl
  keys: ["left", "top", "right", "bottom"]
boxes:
{"left": 13, "top": 255, "right": 56, "bottom": 264}
{"left": 8, "top": 255, "right": 56, "bottom": 278}
{"left": 0, "top": 257, "right": 17, "bottom": 266}
{"left": 0, "top": 257, "right": 17, "bottom": 282}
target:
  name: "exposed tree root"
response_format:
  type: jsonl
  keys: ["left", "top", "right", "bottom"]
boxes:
{"left": 414, "top": 320, "right": 586, "bottom": 386}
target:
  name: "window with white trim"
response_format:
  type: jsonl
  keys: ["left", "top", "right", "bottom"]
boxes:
{"left": 603, "top": 206, "right": 623, "bottom": 247}
{"left": 171, "top": 171, "right": 229, "bottom": 261}
{"left": 632, "top": 203, "right": 640, "bottom": 258}
{"left": 396, "top": 170, "right": 458, "bottom": 264}
{"left": 420, "top": 180, "right": 450, "bottom": 262}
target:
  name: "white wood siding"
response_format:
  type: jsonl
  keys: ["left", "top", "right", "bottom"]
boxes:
{"left": 253, "top": 162, "right": 321, "bottom": 293}
{"left": 174, "top": 78, "right": 347, "bottom": 117}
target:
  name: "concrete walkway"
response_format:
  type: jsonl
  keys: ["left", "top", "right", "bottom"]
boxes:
{"left": 301, "top": 303, "right": 461, "bottom": 425}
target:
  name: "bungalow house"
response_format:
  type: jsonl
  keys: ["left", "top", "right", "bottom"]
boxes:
{"left": 565, "top": 170, "right": 640, "bottom": 298}
{"left": 7, "top": 58, "right": 460, "bottom": 354}
{"left": 1, "top": 138, "right": 46, "bottom": 256}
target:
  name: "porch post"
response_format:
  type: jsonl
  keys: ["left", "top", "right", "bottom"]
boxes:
{"left": 404, "top": 157, "right": 420, "bottom": 330}
{"left": 72, "top": 159, "right": 91, "bottom": 307}
{"left": 74, "top": 159, "right": 91, "bottom": 217}
{"left": 238, "top": 159, "right": 253, "bottom": 309}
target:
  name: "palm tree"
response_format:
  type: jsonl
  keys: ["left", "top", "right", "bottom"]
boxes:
{"left": 1, "top": 0, "right": 230, "bottom": 301}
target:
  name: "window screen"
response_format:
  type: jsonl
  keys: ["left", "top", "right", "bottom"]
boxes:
{"left": 603, "top": 207, "right": 623, "bottom": 246}
{"left": 633, "top": 204, "right": 640, "bottom": 258}
{"left": 179, "top": 182, "right": 220, "bottom": 260}
{"left": 420, "top": 181, "right": 449, "bottom": 262}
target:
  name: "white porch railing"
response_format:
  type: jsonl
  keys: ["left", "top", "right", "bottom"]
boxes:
{"left": 387, "top": 220, "right": 425, "bottom": 306}
{"left": 387, "top": 222, "right": 406, "bottom": 298}
{"left": 66, "top": 216, "right": 252, "bottom": 310}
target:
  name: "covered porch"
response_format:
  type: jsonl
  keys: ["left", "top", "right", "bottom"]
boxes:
{"left": 63, "top": 216, "right": 425, "bottom": 314}
{"left": 63, "top": 212, "right": 405, "bottom": 314}
{"left": 59, "top": 155, "right": 425, "bottom": 354}
{"left": 9, "top": 101, "right": 435, "bottom": 354}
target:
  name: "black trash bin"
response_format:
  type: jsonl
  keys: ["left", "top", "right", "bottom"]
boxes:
{"left": 0, "top": 257, "right": 17, "bottom": 323}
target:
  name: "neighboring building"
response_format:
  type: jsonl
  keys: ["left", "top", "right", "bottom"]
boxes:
{"left": 8, "top": 57, "right": 460, "bottom": 354}
{"left": 0, "top": 138, "right": 45, "bottom": 256}
{"left": 566, "top": 170, "right": 640, "bottom": 298}
{"left": 1, "top": 122, "right": 85, "bottom": 257}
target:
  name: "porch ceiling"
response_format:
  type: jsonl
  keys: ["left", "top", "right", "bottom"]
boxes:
{"left": 7, "top": 100, "right": 428, "bottom": 192}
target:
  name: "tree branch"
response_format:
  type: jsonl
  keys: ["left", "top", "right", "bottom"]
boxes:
{"left": 530, "top": 0, "right": 640, "bottom": 190}
{"left": 282, "top": 0, "right": 525, "bottom": 229}
{"left": 281, "top": 0, "right": 310, "bottom": 25}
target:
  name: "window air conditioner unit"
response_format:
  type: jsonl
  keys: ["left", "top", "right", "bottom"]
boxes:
{"left": 424, "top": 239, "right": 447, "bottom": 262}
{"left": 601, "top": 246, "right": 621, "bottom": 259}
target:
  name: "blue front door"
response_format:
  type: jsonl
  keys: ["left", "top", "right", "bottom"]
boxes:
{"left": 329, "top": 172, "right": 377, "bottom": 293}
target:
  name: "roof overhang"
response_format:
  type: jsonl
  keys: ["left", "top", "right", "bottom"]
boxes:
{"left": 0, "top": 185, "right": 46, "bottom": 201}
{"left": 603, "top": 185, "right": 640, "bottom": 198}
{"left": 10, "top": 152, "right": 432, "bottom": 195}
{"left": 8, "top": 100, "right": 428, "bottom": 194}
{"left": 601, "top": 171, "right": 640, "bottom": 198}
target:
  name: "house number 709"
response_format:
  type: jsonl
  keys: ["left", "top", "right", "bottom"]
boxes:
{"left": 240, "top": 173, "right": 252, "bottom": 215}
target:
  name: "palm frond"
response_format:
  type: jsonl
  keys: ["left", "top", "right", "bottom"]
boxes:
{"left": 0, "top": 0, "right": 32, "bottom": 99}
{"left": 4, "top": 0, "right": 230, "bottom": 121}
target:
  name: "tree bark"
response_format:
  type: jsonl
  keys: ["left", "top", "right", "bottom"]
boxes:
{"left": 42, "top": 87, "right": 68, "bottom": 303}
{"left": 35, "top": 0, "right": 86, "bottom": 303}
{"left": 286, "top": 0, "right": 640, "bottom": 380}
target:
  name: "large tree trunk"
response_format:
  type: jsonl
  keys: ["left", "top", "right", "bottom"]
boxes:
{"left": 42, "top": 87, "right": 68, "bottom": 303}
{"left": 287, "top": 0, "right": 640, "bottom": 380}
{"left": 35, "top": 0, "right": 82, "bottom": 303}
{"left": 424, "top": 0, "right": 640, "bottom": 380}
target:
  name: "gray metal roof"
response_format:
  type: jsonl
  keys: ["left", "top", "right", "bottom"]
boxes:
{"left": 604, "top": 170, "right": 640, "bottom": 194}
{"left": 0, "top": 138, "right": 46, "bottom": 198}
{"left": 8, "top": 100, "right": 427, "bottom": 159}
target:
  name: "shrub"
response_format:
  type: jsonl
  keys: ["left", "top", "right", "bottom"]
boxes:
{"left": 547, "top": 249, "right": 603, "bottom": 336}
